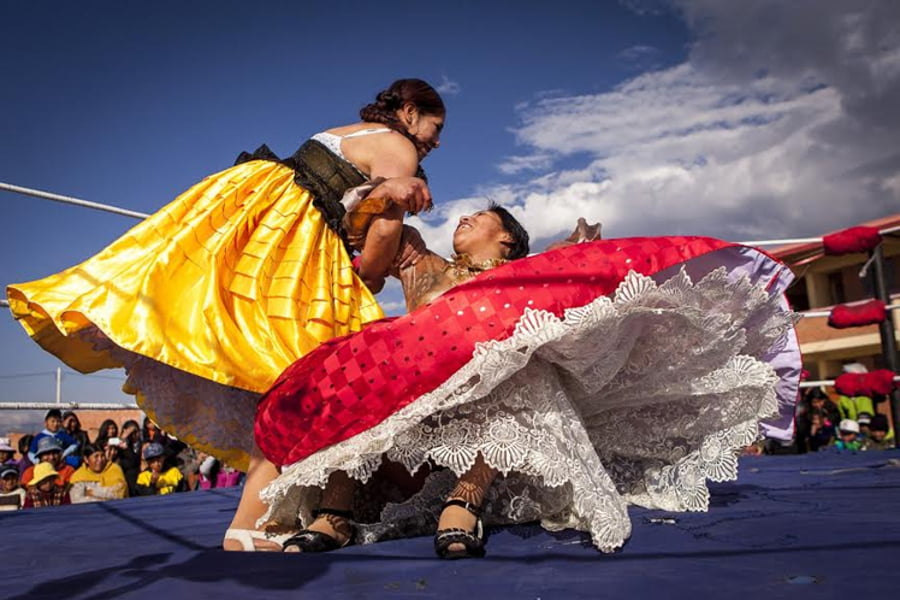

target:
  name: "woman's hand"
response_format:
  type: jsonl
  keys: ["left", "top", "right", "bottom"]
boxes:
{"left": 544, "top": 218, "right": 602, "bottom": 252}
{"left": 370, "top": 177, "right": 432, "bottom": 215}
{"left": 393, "top": 226, "right": 428, "bottom": 269}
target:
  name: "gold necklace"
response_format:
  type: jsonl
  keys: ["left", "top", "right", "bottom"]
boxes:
{"left": 449, "top": 254, "right": 508, "bottom": 278}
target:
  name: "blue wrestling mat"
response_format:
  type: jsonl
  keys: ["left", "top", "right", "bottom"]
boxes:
{"left": 4, "top": 450, "right": 899, "bottom": 599}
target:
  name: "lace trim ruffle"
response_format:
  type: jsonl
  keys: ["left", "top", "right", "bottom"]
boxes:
{"left": 259, "top": 267, "right": 795, "bottom": 552}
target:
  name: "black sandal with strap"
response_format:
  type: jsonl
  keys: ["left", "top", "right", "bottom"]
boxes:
{"left": 282, "top": 508, "right": 355, "bottom": 553}
{"left": 434, "top": 499, "right": 486, "bottom": 559}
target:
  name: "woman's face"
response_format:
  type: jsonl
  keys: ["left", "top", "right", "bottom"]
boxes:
{"left": 106, "top": 423, "right": 118, "bottom": 437}
{"left": 104, "top": 444, "right": 119, "bottom": 462}
{"left": 400, "top": 104, "right": 444, "bottom": 159}
{"left": 122, "top": 423, "right": 139, "bottom": 441}
{"left": 87, "top": 450, "right": 108, "bottom": 474}
{"left": 37, "top": 477, "right": 55, "bottom": 492}
{"left": 452, "top": 211, "right": 512, "bottom": 259}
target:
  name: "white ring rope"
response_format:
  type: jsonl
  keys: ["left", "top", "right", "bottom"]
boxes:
{"left": 0, "top": 402, "right": 139, "bottom": 411}
{"left": 799, "top": 303, "right": 900, "bottom": 319}
{"left": 0, "top": 182, "right": 149, "bottom": 220}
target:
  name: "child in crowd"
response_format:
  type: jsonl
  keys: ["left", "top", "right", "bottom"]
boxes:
{"left": 28, "top": 409, "right": 81, "bottom": 468}
{"left": 862, "top": 414, "right": 894, "bottom": 451}
{"left": 135, "top": 443, "right": 186, "bottom": 496}
{"left": 15, "top": 435, "right": 34, "bottom": 475}
{"left": 69, "top": 444, "right": 128, "bottom": 503}
{"left": 21, "top": 437, "right": 76, "bottom": 488}
{"left": 833, "top": 419, "right": 862, "bottom": 451}
{"left": 0, "top": 438, "right": 16, "bottom": 465}
{"left": 23, "top": 462, "right": 71, "bottom": 508}
{"left": 808, "top": 412, "right": 834, "bottom": 451}
{"left": 856, "top": 413, "right": 872, "bottom": 439}
{"left": 0, "top": 465, "right": 26, "bottom": 511}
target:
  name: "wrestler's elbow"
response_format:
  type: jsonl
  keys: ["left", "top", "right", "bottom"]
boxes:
{"left": 358, "top": 272, "right": 385, "bottom": 294}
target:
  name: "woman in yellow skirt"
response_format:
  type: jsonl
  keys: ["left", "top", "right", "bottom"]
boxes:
{"left": 6, "top": 79, "right": 446, "bottom": 474}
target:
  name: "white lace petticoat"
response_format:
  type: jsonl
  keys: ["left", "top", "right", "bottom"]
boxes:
{"left": 258, "top": 264, "right": 800, "bottom": 552}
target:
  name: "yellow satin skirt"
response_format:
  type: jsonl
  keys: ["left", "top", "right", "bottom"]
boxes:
{"left": 7, "top": 160, "right": 383, "bottom": 469}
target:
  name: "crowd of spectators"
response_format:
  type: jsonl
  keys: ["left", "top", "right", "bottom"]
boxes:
{"left": 773, "top": 388, "right": 896, "bottom": 455}
{"left": 0, "top": 409, "right": 244, "bottom": 511}
{"left": 2, "top": 393, "right": 893, "bottom": 511}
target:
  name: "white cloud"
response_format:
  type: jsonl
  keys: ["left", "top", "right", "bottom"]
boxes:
{"left": 477, "top": 1, "right": 900, "bottom": 244}
{"left": 619, "top": 44, "right": 659, "bottom": 62}
{"left": 435, "top": 75, "right": 462, "bottom": 96}
{"left": 496, "top": 153, "right": 555, "bottom": 175}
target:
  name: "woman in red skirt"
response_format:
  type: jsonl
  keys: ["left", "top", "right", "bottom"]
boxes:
{"left": 250, "top": 214, "right": 801, "bottom": 558}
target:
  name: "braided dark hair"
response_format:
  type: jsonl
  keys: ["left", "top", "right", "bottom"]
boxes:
{"left": 360, "top": 79, "right": 445, "bottom": 152}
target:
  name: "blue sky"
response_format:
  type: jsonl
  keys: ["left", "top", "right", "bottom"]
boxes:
{"left": 2, "top": 1, "right": 899, "bottom": 429}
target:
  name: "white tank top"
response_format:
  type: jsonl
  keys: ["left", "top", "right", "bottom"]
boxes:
{"left": 310, "top": 127, "right": 393, "bottom": 164}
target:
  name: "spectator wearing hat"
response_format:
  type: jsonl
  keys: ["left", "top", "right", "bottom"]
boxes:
{"left": 856, "top": 412, "right": 873, "bottom": 439}
{"left": 20, "top": 437, "right": 76, "bottom": 489}
{"left": 28, "top": 409, "right": 80, "bottom": 468}
{"left": 862, "top": 414, "right": 895, "bottom": 451}
{"left": 0, "top": 438, "right": 16, "bottom": 466}
{"left": 833, "top": 419, "right": 862, "bottom": 451}
{"left": 69, "top": 444, "right": 128, "bottom": 503}
{"left": 135, "top": 443, "right": 186, "bottom": 496}
{"left": 23, "top": 462, "right": 71, "bottom": 508}
{"left": 0, "top": 465, "right": 26, "bottom": 511}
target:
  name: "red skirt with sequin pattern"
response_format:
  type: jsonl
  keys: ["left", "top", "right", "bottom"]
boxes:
{"left": 254, "top": 235, "right": 798, "bottom": 467}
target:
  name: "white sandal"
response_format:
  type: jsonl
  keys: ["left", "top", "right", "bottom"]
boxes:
{"left": 223, "top": 528, "right": 295, "bottom": 552}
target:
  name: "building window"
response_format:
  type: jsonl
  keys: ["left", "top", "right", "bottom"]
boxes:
{"left": 828, "top": 271, "right": 846, "bottom": 305}
{"left": 786, "top": 277, "right": 810, "bottom": 311}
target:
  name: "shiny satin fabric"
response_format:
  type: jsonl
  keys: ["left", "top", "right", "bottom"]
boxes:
{"left": 8, "top": 160, "right": 384, "bottom": 465}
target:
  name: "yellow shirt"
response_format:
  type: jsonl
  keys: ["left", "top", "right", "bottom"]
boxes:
{"left": 69, "top": 462, "right": 128, "bottom": 502}
{"left": 69, "top": 463, "right": 128, "bottom": 504}
{"left": 136, "top": 467, "right": 183, "bottom": 495}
